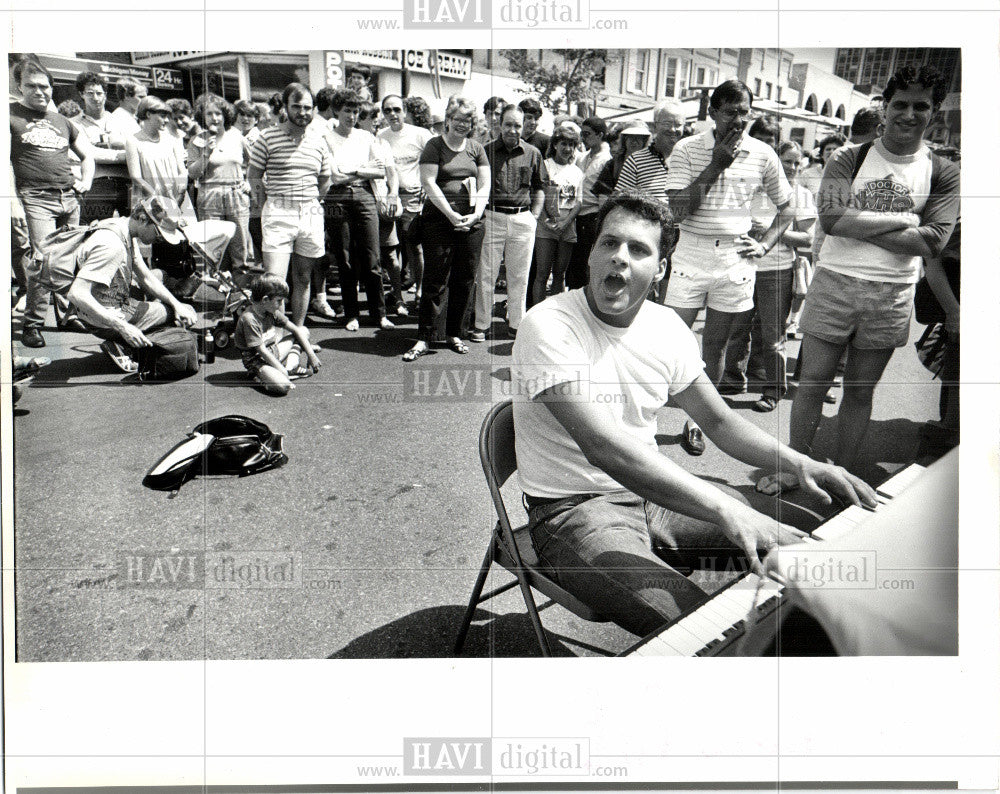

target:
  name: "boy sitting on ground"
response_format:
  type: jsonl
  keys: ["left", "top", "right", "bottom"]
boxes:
{"left": 234, "top": 273, "right": 321, "bottom": 395}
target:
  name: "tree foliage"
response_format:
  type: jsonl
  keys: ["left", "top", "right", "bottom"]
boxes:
{"left": 498, "top": 49, "right": 607, "bottom": 115}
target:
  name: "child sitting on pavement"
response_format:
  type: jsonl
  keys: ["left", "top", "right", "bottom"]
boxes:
{"left": 234, "top": 273, "right": 321, "bottom": 395}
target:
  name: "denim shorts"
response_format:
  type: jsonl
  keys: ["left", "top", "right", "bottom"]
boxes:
{"left": 800, "top": 267, "right": 915, "bottom": 349}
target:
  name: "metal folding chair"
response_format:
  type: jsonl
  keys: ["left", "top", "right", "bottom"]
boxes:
{"left": 454, "top": 400, "right": 608, "bottom": 657}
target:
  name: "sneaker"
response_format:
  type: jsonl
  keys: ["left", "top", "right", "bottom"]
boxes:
{"left": 345, "top": 317, "right": 360, "bottom": 332}
{"left": 468, "top": 330, "right": 487, "bottom": 343}
{"left": 395, "top": 303, "right": 410, "bottom": 317}
{"left": 310, "top": 299, "right": 338, "bottom": 320}
{"left": 379, "top": 317, "right": 396, "bottom": 330}
{"left": 100, "top": 339, "right": 138, "bottom": 373}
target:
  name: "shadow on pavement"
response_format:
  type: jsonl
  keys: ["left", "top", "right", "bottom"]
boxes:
{"left": 327, "top": 604, "right": 616, "bottom": 658}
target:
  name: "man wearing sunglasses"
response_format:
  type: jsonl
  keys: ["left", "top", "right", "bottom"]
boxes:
{"left": 67, "top": 196, "right": 199, "bottom": 366}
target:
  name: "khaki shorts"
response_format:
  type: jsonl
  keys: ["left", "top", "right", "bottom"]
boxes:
{"left": 800, "top": 267, "right": 914, "bottom": 349}
{"left": 261, "top": 198, "right": 324, "bottom": 258}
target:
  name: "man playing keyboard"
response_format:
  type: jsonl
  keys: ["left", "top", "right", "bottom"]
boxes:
{"left": 511, "top": 193, "right": 877, "bottom": 637}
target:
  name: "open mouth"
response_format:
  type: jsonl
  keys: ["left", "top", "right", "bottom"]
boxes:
{"left": 603, "top": 273, "right": 628, "bottom": 296}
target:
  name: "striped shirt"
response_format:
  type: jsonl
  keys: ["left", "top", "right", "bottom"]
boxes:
{"left": 666, "top": 129, "right": 791, "bottom": 237}
{"left": 612, "top": 144, "right": 669, "bottom": 200}
{"left": 249, "top": 125, "right": 332, "bottom": 201}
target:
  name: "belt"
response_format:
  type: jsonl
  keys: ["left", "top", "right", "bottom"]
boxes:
{"left": 679, "top": 230, "right": 744, "bottom": 247}
{"left": 523, "top": 492, "right": 601, "bottom": 511}
{"left": 489, "top": 205, "right": 530, "bottom": 215}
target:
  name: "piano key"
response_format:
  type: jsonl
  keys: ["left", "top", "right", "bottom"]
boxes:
{"left": 812, "top": 504, "right": 871, "bottom": 541}
{"left": 876, "top": 463, "right": 925, "bottom": 499}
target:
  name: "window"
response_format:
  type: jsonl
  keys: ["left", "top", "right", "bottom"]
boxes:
{"left": 765, "top": 81, "right": 773, "bottom": 99}
{"left": 629, "top": 49, "right": 649, "bottom": 94}
{"left": 776, "top": 86, "right": 782, "bottom": 102}
{"left": 860, "top": 48, "right": 894, "bottom": 87}
{"left": 664, "top": 57, "right": 689, "bottom": 97}
{"left": 754, "top": 78, "right": 762, "bottom": 97}
{"left": 694, "top": 65, "right": 717, "bottom": 87}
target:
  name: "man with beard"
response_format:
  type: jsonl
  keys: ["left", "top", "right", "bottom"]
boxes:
{"left": 247, "top": 83, "right": 333, "bottom": 327}
{"left": 511, "top": 192, "right": 876, "bottom": 637}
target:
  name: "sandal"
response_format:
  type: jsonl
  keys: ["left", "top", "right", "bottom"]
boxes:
{"left": 402, "top": 342, "right": 430, "bottom": 362}
{"left": 446, "top": 336, "right": 469, "bottom": 354}
{"left": 287, "top": 363, "right": 313, "bottom": 379}
{"left": 755, "top": 471, "right": 800, "bottom": 496}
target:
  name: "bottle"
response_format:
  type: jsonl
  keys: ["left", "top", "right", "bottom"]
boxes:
{"left": 204, "top": 329, "right": 215, "bottom": 364}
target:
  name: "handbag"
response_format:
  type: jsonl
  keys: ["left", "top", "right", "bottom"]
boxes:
{"left": 136, "top": 327, "right": 200, "bottom": 381}
{"left": 914, "top": 323, "right": 949, "bottom": 379}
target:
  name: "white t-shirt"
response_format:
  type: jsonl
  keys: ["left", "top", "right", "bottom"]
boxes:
{"left": 512, "top": 290, "right": 705, "bottom": 498}
{"left": 326, "top": 125, "right": 381, "bottom": 179}
{"left": 378, "top": 123, "right": 433, "bottom": 195}
{"left": 819, "top": 140, "right": 939, "bottom": 284}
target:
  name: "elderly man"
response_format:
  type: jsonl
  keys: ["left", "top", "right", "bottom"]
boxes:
{"left": 470, "top": 105, "right": 546, "bottom": 341}
{"left": 613, "top": 99, "right": 685, "bottom": 200}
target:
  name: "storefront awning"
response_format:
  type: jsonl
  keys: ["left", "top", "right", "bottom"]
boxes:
{"left": 35, "top": 53, "right": 184, "bottom": 92}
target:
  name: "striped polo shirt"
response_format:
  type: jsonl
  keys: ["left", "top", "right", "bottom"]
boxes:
{"left": 666, "top": 129, "right": 791, "bottom": 237}
{"left": 249, "top": 124, "right": 332, "bottom": 201}
{"left": 612, "top": 144, "right": 669, "bottom": 200}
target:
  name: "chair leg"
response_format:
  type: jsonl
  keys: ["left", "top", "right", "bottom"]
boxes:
{"left": 514, "top": 574, "right": 553, "bottom": 657}
{"left": 454, "top": 542, "right": 495, "bottom": 655}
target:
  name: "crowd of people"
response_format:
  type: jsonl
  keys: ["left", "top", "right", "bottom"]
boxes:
{"left": 10, "top": 54, "right": 962, "bottom": 642}
{"left": 10, "top": 57, "right": 959, "bottom": 426}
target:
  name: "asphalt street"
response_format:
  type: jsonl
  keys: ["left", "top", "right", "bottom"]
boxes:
{"left": 10, "top": 287, "right": 949, "bottom": 660}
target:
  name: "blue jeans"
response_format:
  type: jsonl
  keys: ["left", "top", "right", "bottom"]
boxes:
{"left": 527, "top": 490, "right": 749, "bottom": 637}
{"left": 327, "top": 185, "right": 385, "bottom": 322}
{"left": 724, "top": 268, "right": 794, "bottom": 399}
{"left": 19, "top": 187, "right": 80, "bottom": 328}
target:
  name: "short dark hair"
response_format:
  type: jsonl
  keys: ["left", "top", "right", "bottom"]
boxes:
{"left": 483, "top": 96, "right": 506, "bottom": 114}
{"left": 314, "top": 87, "right": 336, "bottom": 113}
{"left": 330, "top": 88, "right": 361, "bottom": 112}
{"left": 234, "top": 99, "right": 260, "bottom": 121}
{"left": 404, "top": 96, "right": 432, "bottom": 129}
{"left": 116, "top": 77, "right": 144, "bottom": 101}
{"left": 267, "top": 92, "right": 284, "bottom": 114}
{"left": 817, "top": 133, "right": 846, "bottom": 153}
{"left": 710, "top": 79, "right": 754, "bottom": 110}
{"left": 282, "top": 82, "right": 312, "bottom": 107}
{"left": 594, "top": 192, "right": 676, "bottom": 261}
{"left": 518, "top": 97, "right": 543, "bottom": 118}
{"left": 748, "top": 116, "right": 780, "bottom": 146}
{"left": 74, "top": 71, "right": 107, "bottom": 94}
{"left": 882, "top": 65, "right": 950, "bottom": 107}
{"left": 850, "top": 107, "right": 882, "bottom": 138}
{"left": 194, "top": 94, "right": 235, "bottom": 129}
{"left": 346, "top": 64, "right": 371, "bottom": 81}
{"left": 358, "top": 101, "right": 378, "bottom": 122}
{"left": 166, "top": 98, "right": 193, "bottom": 118}
{"left": 250, "top": 273, "right": 290, "bottom": 302}
{"left": 14, "top": 59, "right": 53, "bottom": 88}
{"left": 581, "top": 116, "right": 607, "bottom": 138}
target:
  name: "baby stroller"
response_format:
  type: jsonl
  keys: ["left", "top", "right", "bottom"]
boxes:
{"left": 174, "top": 219, "right": 252, "bottom": 351}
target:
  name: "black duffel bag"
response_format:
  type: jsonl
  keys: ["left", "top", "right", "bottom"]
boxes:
{"left": 143, "top": 415, "right": 287, "bottom": 493}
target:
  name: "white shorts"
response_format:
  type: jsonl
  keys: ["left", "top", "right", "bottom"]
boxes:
{"left": 664, "top": 232, "right": 756, "bottom": 313}
{"left": 261, "top": 198, "right": 324, "bottom": 258}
